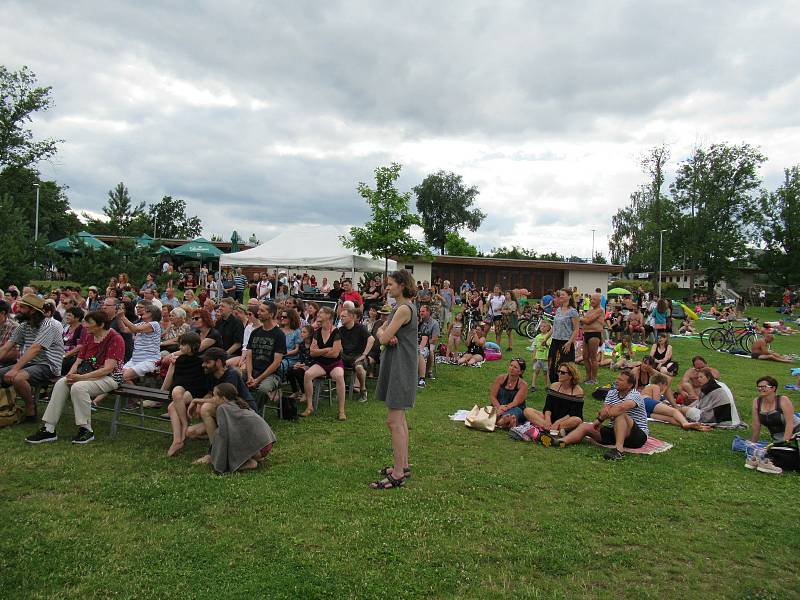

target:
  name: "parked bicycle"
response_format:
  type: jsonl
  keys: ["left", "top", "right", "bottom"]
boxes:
{"left": 700, "top": 318, "right": 761, "bottom": 353}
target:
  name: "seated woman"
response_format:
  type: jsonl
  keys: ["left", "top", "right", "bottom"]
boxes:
{"left": 301, "top": 306, "right": 347, "bottom": 420}
{"left": 160, "top": 307, "right": 191, "bottom": 353}
{"left": 279, "top": 308, "right": 302, "bottom": 375}
{"left": 650, "top": 332, "right": 678, "bottom": 375}
{"left": 164, "top": 332, "right": 211, "bottom": 456}
{"left": 191, "top": 308, "right": 224, "bottom": 353}
{"left": 611, "top": 335, "right": 636, "bottom": 370}
{"left": 685, "top": 368, "right": 735, "bottom": 425}
{"left": 26, "top": 310, "right": 125, "bottom": 445}
{"left": 524, "top": 361, "right": 584, "bottom": 436}
{"left": 183, "top": 288, "right": 199, "bottom": 308}
{"left": 641, "top": 373, "right": 710, "bottom": 431}
{"left": 678, "top": 318, "right": 695, "bottom": 335}
{"left": 457, "top": 322, "right": 486, "bottom": 366}
{"left": 490, "top": 358, "right": 529, "bottom": 429}
{"left": 116, "top": 302, "right": 162, "bottom": 383}
{"left": 61, "top": 306, "right": 85, "bottom": 375}
{"left": 751, "top": 375, "right": 800, "bottom": 443}
{"left": 193, "top": 383, "right": 277, "bottom": 474}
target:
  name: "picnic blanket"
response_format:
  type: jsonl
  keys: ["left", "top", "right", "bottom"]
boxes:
{"left": 211, "top": 402, "right": 277, "bottom": 475}
{"left": 592, "top": 436, "right": 673, "bottom": 455}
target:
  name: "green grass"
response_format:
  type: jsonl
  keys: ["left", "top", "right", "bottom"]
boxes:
{"left": 2, "top": 307, "right": 800, "bottom": 599}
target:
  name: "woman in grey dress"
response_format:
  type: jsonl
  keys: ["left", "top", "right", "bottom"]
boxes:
{"left": 370, "top": 270, "right": 418, "bottom": 490}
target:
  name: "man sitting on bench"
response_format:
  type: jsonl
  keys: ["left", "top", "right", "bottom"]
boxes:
{"left": 338, "top": 306, "right": 374, "bottom": 402}
{"left": 246, "top": 302, "right": 286, "bottom": 412}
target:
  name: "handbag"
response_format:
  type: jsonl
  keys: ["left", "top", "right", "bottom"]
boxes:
{"left": 465, "top": 404, "right": 497, "bottom": 432}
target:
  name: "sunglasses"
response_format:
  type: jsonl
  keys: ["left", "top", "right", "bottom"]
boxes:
{"left": 558, "top": 369, "right": 570, "bottom": 375}
{"left": 756, "top": 385, "right": 773, "bottom": 390}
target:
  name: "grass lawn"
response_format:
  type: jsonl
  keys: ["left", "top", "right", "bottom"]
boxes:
{"left": 2, "top": 306, "right": 799, "bottom": 599}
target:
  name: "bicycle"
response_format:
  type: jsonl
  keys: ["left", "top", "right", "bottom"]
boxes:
{"left": 701, "top": 318, "right": 761, "bottom": 352}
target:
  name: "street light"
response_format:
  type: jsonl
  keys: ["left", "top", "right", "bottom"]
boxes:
{"left": 32, "top": 183, "right": 40, "bottom": 241}
{"left": 591, "top": 229, "right": 596, "bottom": 263}
{"left": 658, "top": 229, "right": 668, "bottom": 297}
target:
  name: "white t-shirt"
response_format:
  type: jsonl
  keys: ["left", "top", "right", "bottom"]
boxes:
{"left": 488, "top": 294, "right": 505, "bottom": 317}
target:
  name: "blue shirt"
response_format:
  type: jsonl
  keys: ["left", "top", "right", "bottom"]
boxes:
{"left": 542, "top": 294, "right": 554, "bottom": 314}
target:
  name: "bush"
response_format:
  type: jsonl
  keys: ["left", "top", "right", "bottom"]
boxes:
{"left": 611, "top": 279, "right": 652, "bottom": 293}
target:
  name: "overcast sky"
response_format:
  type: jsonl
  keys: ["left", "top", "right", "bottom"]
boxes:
{"left": 3, "top": 1, "right": 798, "bottom": 258}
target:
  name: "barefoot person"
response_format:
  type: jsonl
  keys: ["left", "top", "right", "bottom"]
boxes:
{"left": 491, "top": 358, "right": 529, "bottom": 429}
{"left": 370, "top": 270, "right": 418, "bottom": 490}
{"left": 640, "top": 373, "right": 710, "bottom": 432}
{"left": 580, "top": 293, "right": 604, "bottom": 384}
{"left": 750, "top": 334, "right": 793, "bottom": 363}
{"left": 164, "top": 332, "right": 210, "bottom": 456}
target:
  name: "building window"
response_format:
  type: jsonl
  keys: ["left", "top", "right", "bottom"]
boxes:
{"left": 404, "top": 265, "right": 414, "bottom": 273}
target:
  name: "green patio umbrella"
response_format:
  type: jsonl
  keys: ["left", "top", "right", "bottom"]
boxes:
{"left": 134, "top": 233, "right": 155, "bottom": 248}
{"left": 170, "top": 237, "right": 223, "bottom": 260}
{"left": 47, "top": 231, "right": 109, "bottom": 254}
{"left": 607, "top": 287, "right": 632, "bottom": 295}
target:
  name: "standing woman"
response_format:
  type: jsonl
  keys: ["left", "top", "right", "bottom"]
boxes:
{"left": 371, "top": 270, "right": 418, "bottom": 490}
{"left": 546, "top": 289, "right": 580, "bottom": 383}
{"left": 580, "top": 293, "right": 605, "bottom": 384}
{"left": 486, "top": 285, "right": 506, "bottom": 345}
{"left": 500, "top": 290, "right": 518, "bottom": 352}
{"left": 652, "top": 298, "right": 669, "bottom": 340}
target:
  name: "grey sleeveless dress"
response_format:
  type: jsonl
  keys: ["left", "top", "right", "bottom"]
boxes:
{"left": 375, "top": 302, "right": 418, "bottom": 410}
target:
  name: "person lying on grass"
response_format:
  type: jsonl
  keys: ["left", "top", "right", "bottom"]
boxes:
{"left": 192, "top": 383, "right": 277, "bottom": 473}
{"left": 524, "top": 361, "right": 584, "bottom": 437}
{"left": 640, "top": 373, "right": 710, "bottom": 431}
{"left": 553, "top": 370, "right": 649, "bottom": 460}
{"left": 490, "top": 358, "right": 529, "bottom": 429}
{"left": 678, "top": 356, "right": 721, "bottom": 403}
{"left": 750, "top": 334, "right": 794, "bottom": 363}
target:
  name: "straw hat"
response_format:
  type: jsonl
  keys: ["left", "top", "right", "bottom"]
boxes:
{"left": 19, "top": 293, "right": 45, "bottom": 313}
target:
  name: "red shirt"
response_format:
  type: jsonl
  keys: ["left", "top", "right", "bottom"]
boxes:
{"left": 79, "top": 328, "right": 125, "bottom": 381}
{"left": 341, "top": 290, "right": 363, "bottom": 306}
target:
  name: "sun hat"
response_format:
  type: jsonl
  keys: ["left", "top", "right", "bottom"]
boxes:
{"left": 378, "top": 304, "right": 392, "bottom": 314}
{"left": 19, "top": 293, "right": 45, "bottom": 313}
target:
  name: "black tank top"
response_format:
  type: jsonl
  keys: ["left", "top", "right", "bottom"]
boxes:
{"left": 497, "top": 376, "right": 524, "bottom": 408}
{"left": 653, "top": 345, "right": 667, "bottom": 361}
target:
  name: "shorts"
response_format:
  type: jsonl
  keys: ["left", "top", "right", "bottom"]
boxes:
{"left": 318, "top": 359, "right": 345, "bottom": 376}
{"left": 599, "top": 422, "right": 647, "bottom": 449}
{"left": 419, "top": 346, "right": 430, "bottom": 359}
{"left": 499, "top": 404, "right": 526, "bottom": 423}
{"left": 122, "top": 358, "right": 159, "bottom": 377}
{"left": 583, "top": 331, "right": 603, "bottom": 344}
{"left": 643, "top": 397, "right": 659, "bottom": 417}
{"left": 533, "top": 359, "right": 548, "bottom": 372}
{"left": 0, "top": 362, "right": 54, "bottom": 386}
{"left": 341, "top": 353, "right": 364, "bottom": 369}
{"left": 751, "top": 352, "right": 762, "bottom": 360}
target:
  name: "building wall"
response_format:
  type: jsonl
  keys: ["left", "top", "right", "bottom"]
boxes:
{"left": 407, "top": 261, "right": 566, "bottom": 297}
{"left": 564, "top": 271, "right": 609, "bottom": 295}
{"left": 399, "top": 261, "right": 432, "bottom": 284}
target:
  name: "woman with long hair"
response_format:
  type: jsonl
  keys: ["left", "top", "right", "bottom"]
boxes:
{"left": 370, "top": 270, "right": 418, "bottom": 490}
{"left": 525, "top": 361, "right": 584, "bottom": 439}
{"left": 301, "top": 306, "right": 347, "bottom": 420}
{"left": 491, "top": 358, "right": 529, "bottom": 430}
{"left": 545, "top": 289, "right": 580, "bottom": 383}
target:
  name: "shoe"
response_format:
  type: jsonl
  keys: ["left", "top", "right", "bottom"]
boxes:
{"left": 540, "top": 433, "right": 560, "bottom": 447}
{"left": 417, "top": 378, "right": 426, "bottom": 388}
{"left": 756, "top": 458, "right": 782, "bottom": 475}
{"left": 745, "top": 454, "right": 759, "bottom": 470}
{"left": 358, "top": 390, "right": 368, "bottom": 403}
{"left": 603, "top": 448, "right": 625, "bottom": 461}
{"left": 25, "top": 427, "right": 57, "bottom": 444}
{"left": 72, "top": 427, "right": 95, "bottom": 444}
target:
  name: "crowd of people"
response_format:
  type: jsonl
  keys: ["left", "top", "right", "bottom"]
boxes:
{"left": 1, "top": 273, "right": 797, "bottom": 477}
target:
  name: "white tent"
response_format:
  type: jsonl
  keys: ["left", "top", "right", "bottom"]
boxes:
{"left": 219, "top": 225, "right": 397, "bottom": 272}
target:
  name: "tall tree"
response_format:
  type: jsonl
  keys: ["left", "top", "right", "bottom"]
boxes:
{"left": 0, "top": 65, "right": 61, "bottom": 169}
{"left": 413, "top": 171, "right": 485, "bottom": 254}
{"left": 341, "top": 163, "right": 429, "bottom": 279}
{"left": 86, "top": 182, "right": 147, "bottom": 236}
{"left": 0, "top": 193, "right": 37, "bottom": 286}
{"left": 488, "top": 245, "right": 538, "bottom": 259}
{"left": 444, "top": 232, "right": 478, "bottom": 257}
{"left": 149, "top": 195, "right": 202, "bottom": 239}
{"left": 671, "top": 143, "right": 765, "bottom": 295}
{"left": 754, "top": 166, "right": 800, "bottom": 287}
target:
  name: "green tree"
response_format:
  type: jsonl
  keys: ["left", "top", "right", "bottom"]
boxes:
{"left": 0, "top": 194, "right": 37, "bottom": 286}
{"left": 592, "top": 252, "right": 608, "bottom": 264}
{"left": 0, "top": 65, "right": 61, "bottom": 169}
{"left": 538, "top": 252, "right": 565, "bottom": 261}
{"left": 444, "top": 232, "right": 478, "bottom": 257}
{"left": 149, "top": 195, "right": 202, "bottom": 239}
{"left": 0, "top": 166, "right": 80, "bottom": 243}
{"left": 671, "top": 143, "right": 765, "bottom": 295}
{"left": 62, "top": 238, "right": 158, "bottom": 289}
{"left": 86, "top": 182, "right": 147, "bottom": 236}
{"left": 754, "top": 166, "right": 800, "bottom": 287}
{"left": 341, "top": 163, "right": 429, "bottom": 279}
{"left": 488, "top": 245, "right": 538, "bottom": 259}
{"left": 413, "top": 171, "right": 485, "bottom": 254}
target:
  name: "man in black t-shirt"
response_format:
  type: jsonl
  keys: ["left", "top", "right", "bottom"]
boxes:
{"left": 246, "top": 302, "right": 286, "bottom": 409}
{"left": 215, "top": 298, "right": 244, "bottom": 356}
{"left": 338, "top": 307, "right": 374, "bottom": 402}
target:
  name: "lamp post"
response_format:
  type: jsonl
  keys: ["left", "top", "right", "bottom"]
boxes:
{"left": 153, "top": 213, "right": 158, "bottom": 239}
{"left": 658, "top": 229, "right": 667, "bottom": 297}
{"left": 33, "top": 183, "right": 40, "bottom": 241}
{"left": 591, "top": 229, "right": 596, "bottom": 263}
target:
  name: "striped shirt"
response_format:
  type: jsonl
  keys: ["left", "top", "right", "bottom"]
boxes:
{"left": 605, "top": 387, "right": 649, "bottom": 435}
{"left": 12, "top": 317, "right": 65, "bottom": 376}
{"left": 233, "top": 274, "right": 248, "bottom": 292}
{"left": 131, "top": 321, "right": 162, "bottom": 363}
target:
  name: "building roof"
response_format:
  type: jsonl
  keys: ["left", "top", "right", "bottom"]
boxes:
{"left": 400, "top": 254, "right": 623, "bottom": 273}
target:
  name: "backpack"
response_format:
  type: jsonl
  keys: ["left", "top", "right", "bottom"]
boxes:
{"left": 280, "top": 392, "right": 298, "bottom": 421}
{"left": 766, "top": 440, "right": 800, "bottom": 471}
{"left": 0, "top": 387, "right": 23, "bottom": 428}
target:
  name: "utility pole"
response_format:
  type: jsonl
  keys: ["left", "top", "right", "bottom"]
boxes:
{"left": 591, "top": 229, "right": 595, "bottom": 263}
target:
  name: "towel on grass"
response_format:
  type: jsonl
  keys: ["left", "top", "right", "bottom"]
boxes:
{"left": 211, "top": 402, "right": 277, "bottom": 475}
{"left": 592, "top": 436, "right": 673, "bottom": 455}
{"left": 449, "top": 410, "right": 471, "bottom": 421}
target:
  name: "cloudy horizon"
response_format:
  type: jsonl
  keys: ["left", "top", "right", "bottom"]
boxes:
{"left": 3, "top": 1, "right": 798, "bottom": 259}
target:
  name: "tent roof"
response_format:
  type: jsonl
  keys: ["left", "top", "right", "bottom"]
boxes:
{"left": 219, "top": 225, "right": 397, "bottom": 272}
{"left": 48, "top": 231, "right": 109, "bottom": 253}
{"left": 170, "top": 237, "right": 223, "bottom": 259}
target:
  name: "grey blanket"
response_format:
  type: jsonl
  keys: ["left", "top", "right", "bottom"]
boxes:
{"left": 211, "top": 402, "right": 277, "bottom": 475}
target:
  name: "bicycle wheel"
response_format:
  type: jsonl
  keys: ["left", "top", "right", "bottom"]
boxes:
{"left": 739, "top": 332, "right": 758, "bottom": 353}
{"left": 516, "top": 318, "right": 529, "bottom": 337}
{"left": 706, "top": 328, "right": 731, "bottom": 351}
{"left": 524, "top": 318, "right": 540, "bottom": 339}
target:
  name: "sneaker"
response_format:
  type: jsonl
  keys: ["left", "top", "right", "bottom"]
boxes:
{"left": 71, "top": 427, "right": 95, "bottom": 445}
{"left": 744, "top": 455, "right": 759, "bottom": 470}
{"left": 25, "top": 427, "right": 57, "bottom": 444}
{"left": 603, "top": 448, "right": 625, "bottom": 461}
{"left": 358, "top": 390, "right": 368, "bottom": 403}
{"left": 540, "top": 433, "right": 560, "bottom": 447}
{"left": 756, "top": 458, "right": 782, "bottom": 475}
{"left": 417, "top": 378, "right": 426, "bottom": 388}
